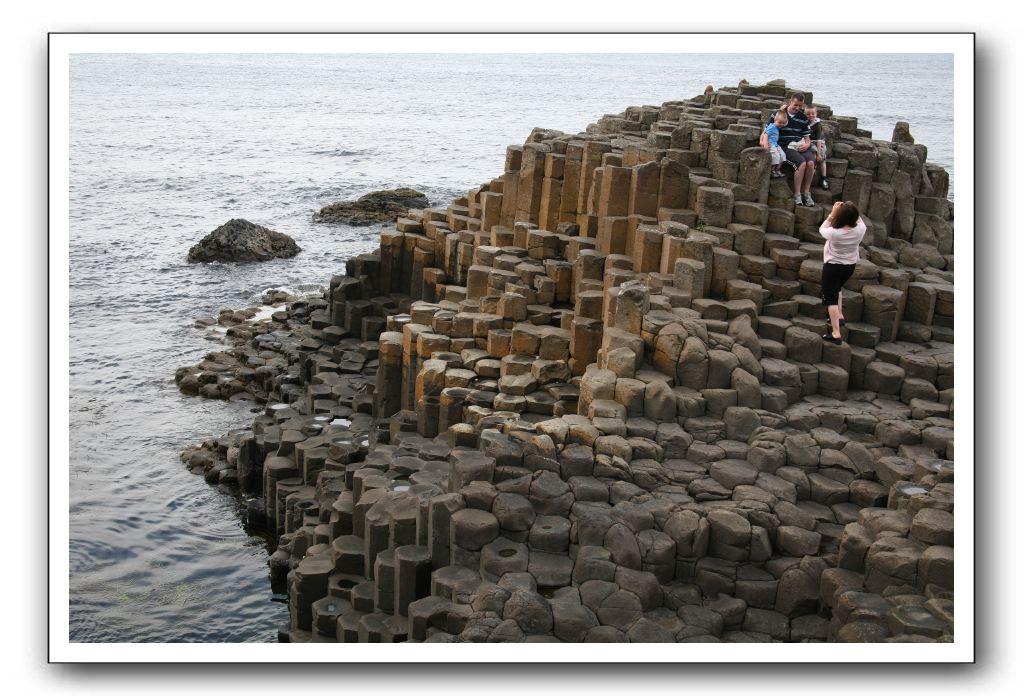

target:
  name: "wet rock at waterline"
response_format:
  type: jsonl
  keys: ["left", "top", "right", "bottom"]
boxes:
{"left": 315, "top": 188, "right": 430, "bottom": 226}
{"left": 186, "top": 218, "right": 301, "bottom": 263}
{"left": 176, "top": 296, "right": 328, "bottom": 402}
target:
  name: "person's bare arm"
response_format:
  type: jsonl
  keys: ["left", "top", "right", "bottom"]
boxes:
{"left": 759, "top": 131, "right": 769, "bottom": 148}
{"left": 819, "top": 202, "right": 842, "bottom": 239}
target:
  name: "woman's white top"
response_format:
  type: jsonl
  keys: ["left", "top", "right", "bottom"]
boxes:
{"left": 819, "top": 217, "right": 866, "bottom": 264}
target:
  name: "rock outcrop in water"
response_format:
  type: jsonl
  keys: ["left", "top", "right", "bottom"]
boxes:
{"left": 179, "top": 79, "right": 956, "bottom": 645}
{"left": 187, "top": 218, "right": 301, "bottom": 264}
{"left": 316, "top": 188, "right": 431, "bottom": 226}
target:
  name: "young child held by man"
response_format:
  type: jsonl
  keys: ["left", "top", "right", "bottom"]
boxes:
{"left": 760, "top": 109, "right": 788, "bottom": 178}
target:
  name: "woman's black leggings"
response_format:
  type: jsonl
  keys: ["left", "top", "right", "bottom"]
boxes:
{"left": 821, "top": 262, "right": 856, "bottom": 307}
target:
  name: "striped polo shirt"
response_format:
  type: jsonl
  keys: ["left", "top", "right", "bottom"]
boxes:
{"left": 775, "top": 107, "right": 811, "bottom": 146}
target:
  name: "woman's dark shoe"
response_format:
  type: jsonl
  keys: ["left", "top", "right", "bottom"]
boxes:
{"left": 821, "top": 177, "right": 830, "bottom": 190}
{"left": 821, "top": 332, "right": 843, "bottom": 345}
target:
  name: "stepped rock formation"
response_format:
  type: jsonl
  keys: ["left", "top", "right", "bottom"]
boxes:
{"left": 179, "top": 79, "right": 955, "bottom": 645}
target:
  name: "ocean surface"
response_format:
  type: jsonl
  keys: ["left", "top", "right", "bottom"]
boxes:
{"left": 68, "top": 52, "right": 954, "bottom": 642}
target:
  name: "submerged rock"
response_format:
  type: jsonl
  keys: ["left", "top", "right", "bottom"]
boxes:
{"left": 315, "top": 188, "right": 429, "bottom": 226}
{"left": 187, "top": 219, "right": 301, "bottom": 263}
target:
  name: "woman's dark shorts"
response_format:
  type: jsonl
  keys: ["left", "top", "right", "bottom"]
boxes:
{"left": 821, "top": 262, "right": 856, "bottom": 307}
{"left": 784, "top": 145, "right": 816, "bottom": 168}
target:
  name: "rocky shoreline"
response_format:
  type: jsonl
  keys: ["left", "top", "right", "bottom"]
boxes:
{"left": 177, "top": 79, "right": 955, "bottom": 644}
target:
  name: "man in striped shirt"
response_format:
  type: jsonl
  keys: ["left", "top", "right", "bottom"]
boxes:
{"left": 775, "top": 92, "right": 816, "bottom": 207}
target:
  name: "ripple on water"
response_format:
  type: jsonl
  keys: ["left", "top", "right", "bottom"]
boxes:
{"left": 69, "top": 538, "right": 139, "bottom": 575}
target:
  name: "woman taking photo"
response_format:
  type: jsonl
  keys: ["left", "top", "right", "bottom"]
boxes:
{"left": 819, "top": 201, "right": 867, "bottom": 343}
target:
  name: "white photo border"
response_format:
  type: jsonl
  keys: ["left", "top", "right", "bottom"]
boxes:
{"left": 50, "top": 31, "right": 974, "bottom": 664}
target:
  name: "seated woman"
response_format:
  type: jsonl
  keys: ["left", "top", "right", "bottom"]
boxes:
{"left": 819, "top": 201, "right": 867, "bottom": 343}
